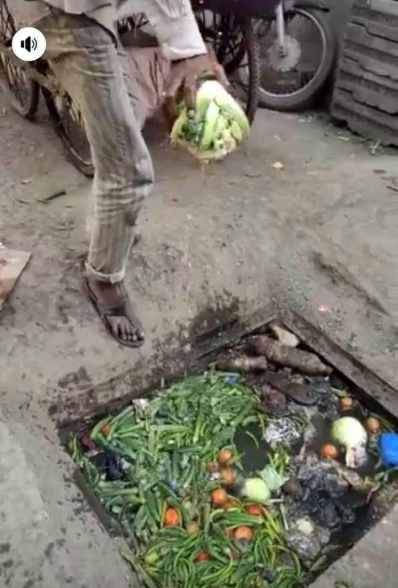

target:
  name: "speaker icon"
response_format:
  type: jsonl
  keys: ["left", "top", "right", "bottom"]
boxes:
{"left": 12, "top": 27, "right": 46, "bottom": 61}
{"left": 21, "top": 36, "right": 38, "bottom": 52}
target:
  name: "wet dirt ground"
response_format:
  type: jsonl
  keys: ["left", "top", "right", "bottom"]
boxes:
{"left": 1, "top": 79, "right": 398, "bottom": 588}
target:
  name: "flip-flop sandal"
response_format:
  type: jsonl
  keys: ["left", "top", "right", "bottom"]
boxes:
{"left": 262, "top": 372, "right": 319, "bottom": 406}
{"left": 83, "top": 277, "right": 144, "bottom": 348}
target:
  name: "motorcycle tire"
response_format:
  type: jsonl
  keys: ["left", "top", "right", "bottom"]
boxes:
{"left": 257, "top": 7, "right": 336, "bottom": 112}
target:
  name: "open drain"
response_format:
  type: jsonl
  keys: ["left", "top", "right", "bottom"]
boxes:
{"left": 64, "top": 321, "right": 398, "bottom": 588}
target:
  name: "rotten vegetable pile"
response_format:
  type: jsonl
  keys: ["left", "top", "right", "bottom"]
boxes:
{"left": 170, "top": 80, "right": 250, "bottom": 161}
{"left": 70, "top": 325, "right": 398, "bottom": 588}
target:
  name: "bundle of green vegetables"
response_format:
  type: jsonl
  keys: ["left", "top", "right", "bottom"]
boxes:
{"left": 170, "top": 80, "right": 250, "bottom": 161}
{"left": 71, "top": 373, "right": 306, "bottom": 588}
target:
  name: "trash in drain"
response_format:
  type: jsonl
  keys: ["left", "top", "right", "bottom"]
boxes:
{"left": 69, "top": 324, "right": 398, "bottom": 588}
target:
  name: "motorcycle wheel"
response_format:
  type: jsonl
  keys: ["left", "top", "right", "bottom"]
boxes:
{"left": 0, "top": 0, "right": 39, "bottom": 119}
{"left": 256, "top": 7, "right": 336, "bottom": 111}
{"left": 43, "top": 88, "right": 94, "bottom": 178}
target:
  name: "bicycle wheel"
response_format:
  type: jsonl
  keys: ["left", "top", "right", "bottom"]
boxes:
{"left": 43, "top": 88, "right": 94, "bottom": 178}
{"left": 256, "top": 8, "right": 336, "bottom": 111}
{"left": 0, "top": 0, "right": 39, "bottom": 118}
{"left": 193, "top": 10, "right": 260, "bottom": 123}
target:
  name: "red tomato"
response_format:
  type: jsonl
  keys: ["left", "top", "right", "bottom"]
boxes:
{"left": 244, "top": 504, "right": 262, "bottom": 517}
{"left": 195, "top": 551, "right": 210, "bottom": 562}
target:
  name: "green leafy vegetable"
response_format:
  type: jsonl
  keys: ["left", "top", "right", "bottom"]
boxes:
{"left": 170, "top": 80, "right": 250, "bottom": 161}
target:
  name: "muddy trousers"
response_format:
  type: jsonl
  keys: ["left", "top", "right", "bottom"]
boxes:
{"left": 35, "top": 8, "right": 154, "bottom": 283}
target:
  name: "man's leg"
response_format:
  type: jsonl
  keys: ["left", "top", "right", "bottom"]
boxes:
{"left": 37, "top": 9, "right": 154, "bottom": 345}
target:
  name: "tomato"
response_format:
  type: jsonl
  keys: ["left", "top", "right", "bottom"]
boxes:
{"left": 223, "top": 527, "right": 235, "bottom": 538}
{"left": 195, "top": 551, "right": 210, "bottom": 562}
{"left": 218, "top": 448, "right": 233, "bottom": 466}
{"left": 223, "top": 498, "right": 239, "bottom": 510}
{"left": 100, "top": 423, "right": 111, "bottom": 436}
{"left": 365, "top": 417, "right": 381, "bottom": 435}
{"left": 220, "top": 468, "right": 236, "bottom": 485}
{"left": 207, "top": 461, "right": 219, "bottom": 473}
{"left": 210, "top": 488, "right": 228, "bottom": 507}
{"left": 234, "top": 526, "right": 253, "bottom": 542}
{"left": 339, "top": 397, "right": 354, "bottom": 411}
{"left": 244, "top": 504, "right": 262, "bottom": 517}
{"left": 163, "top": 507, "right": 180, "bottom": 527}
{"left": 320, "top": 444, "right": 339, "bottom": 460}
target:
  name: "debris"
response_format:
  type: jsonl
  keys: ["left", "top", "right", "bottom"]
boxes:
{"left": 20, "top": 177, "right": 33, "bottom": 185}
{"left": 249, "top": 335, "right": 331, "bottom": 375}
{"left": 262, "top": 372, "right": 320, "bottom": 406}
{"left": 38, "top": 189, "right": 67, "bottom": 203}
{"left": 282, "top": 479, "right": 303, "bottom": 498}
{"left": 264, "top": 417, "right": 301, "bottom": 448}
{"left": 92, "top": 450, "right": 125, "bottom": 481}
{"left": 70, "top": 328, "right": 398, "bottom": 588}
{"left": 0, "top": 245, "right": 31, "bottom": 313}
{"left": 369, "top": 138, "right": 381, "bottom": 155}
{"left": 286, "top": 517, "right": 330, "bottom": 567}
{"left": 216, "top": 355, "right": 268, "bottom": 373}
{"left": 269, "top": 325, "right": 299, "bottom": 348}
{"left": 256, "top": 383, "right": 287, "bottom": 416}
{"left": 244, "top": 170, "right": 262, "bottom": 178}
{"left": 259, "top": 464, "right": 287, "bottom": 492}
{"left": 271, "top": 161, "right": 284, "bottom": 170}
{"left": 379, "top": 433, "right": 398, "bottom": 466}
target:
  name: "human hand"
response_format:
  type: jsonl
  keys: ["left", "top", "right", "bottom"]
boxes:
{"left": 164, "top": 46, "right": 229, "bottom": 111}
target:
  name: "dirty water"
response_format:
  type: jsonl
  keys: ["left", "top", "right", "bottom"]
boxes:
{"left": 68, "top": 324, "right": 398, "bottom": 588}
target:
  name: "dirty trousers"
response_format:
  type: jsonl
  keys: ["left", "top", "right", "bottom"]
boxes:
{"left": 37, "top": 9, "right": 154, "bottom": 283}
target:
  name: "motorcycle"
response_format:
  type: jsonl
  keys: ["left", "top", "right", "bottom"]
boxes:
{"left": 255, "top": 0, "right": 336, "bottom": 111}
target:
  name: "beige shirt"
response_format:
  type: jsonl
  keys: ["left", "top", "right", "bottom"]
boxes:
{"left": 15, "top": 0, "right": 207, "bottom": 60}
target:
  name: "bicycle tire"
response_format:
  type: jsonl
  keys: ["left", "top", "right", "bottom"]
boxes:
{"left": 43, "top": 88, "right": 94, "bottom": 178}
{"left": 257, "top": 8, "right": 336, "bottom": 112}
{"left": 0, "top": 0, "right": 39, "bottom": 119}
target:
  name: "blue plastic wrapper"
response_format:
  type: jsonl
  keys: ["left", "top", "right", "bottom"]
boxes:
{"left": 379, "top": 432, "right": 398, "bottom": 466}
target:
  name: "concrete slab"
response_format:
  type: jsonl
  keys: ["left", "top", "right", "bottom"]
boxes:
{"left": 1, "top": 78, "right": 398, "bottom": 588}
{"left": 0, "top": 413, "right": 133, "bottom": 588}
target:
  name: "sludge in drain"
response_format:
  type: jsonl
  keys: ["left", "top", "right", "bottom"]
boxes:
{"left": 68, "top": 323, "right": 398, "bottom": 588}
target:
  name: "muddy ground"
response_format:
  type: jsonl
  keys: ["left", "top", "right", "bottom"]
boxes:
{"left": 1, "top": 79, "right": 398, "bottom": 588}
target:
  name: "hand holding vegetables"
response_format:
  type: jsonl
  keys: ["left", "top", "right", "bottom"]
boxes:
{"left": 170, "top": 80, "right": 250, "bottom": 161}
{"left": 165, "top": 45, "right": 229, "bottom": 111}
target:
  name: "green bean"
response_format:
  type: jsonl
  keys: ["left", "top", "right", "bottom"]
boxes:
{"left": 134, "top": 505, "right": 149, "bottom": 534}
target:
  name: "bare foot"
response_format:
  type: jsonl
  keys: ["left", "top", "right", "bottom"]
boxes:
{"left": 85, "top": 278, "right": 145, "bottom": 347}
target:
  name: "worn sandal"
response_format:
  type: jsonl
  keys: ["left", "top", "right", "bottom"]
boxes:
{"left": 83, "top": 277, "right": 144, "bottom": 348}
